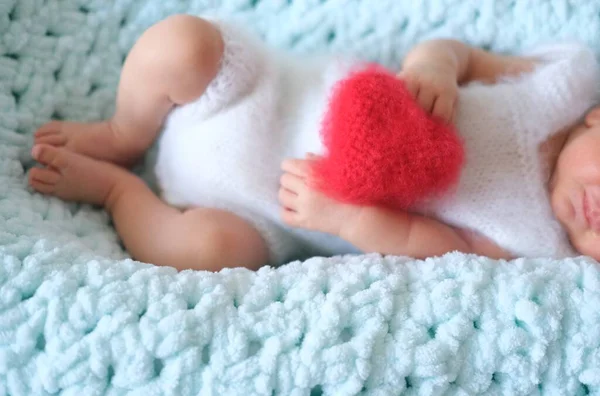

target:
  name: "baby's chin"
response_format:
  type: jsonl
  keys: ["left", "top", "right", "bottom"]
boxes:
{"left": 570, "top": 231, "right": 600, "bottom": 261}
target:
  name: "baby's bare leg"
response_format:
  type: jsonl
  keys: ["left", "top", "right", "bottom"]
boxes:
{"left": 35, "top": 15, "right": 224, "bottom": 166}
{"left": 29, "top": 145, "right": 268, "bottom": 271}
{"left": 279, "top": 158, "right": 513, "bottom": 260}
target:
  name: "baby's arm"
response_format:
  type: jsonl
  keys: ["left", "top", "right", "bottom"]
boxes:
{"left": 399, "top": 39, "right": 534, "bottom": 121}
{"left": 403, "top": 39, "right": 535, "bottom": 84}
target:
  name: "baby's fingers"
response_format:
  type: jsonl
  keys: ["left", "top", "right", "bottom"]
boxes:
{"left": 400, "top": 75, "right": 419, "bottom": 99}
{"left": 416, "top": 88, "right": 436, "bottom": 114}
{"left": 432, "top": 96, "right": 455, "bottom": 123}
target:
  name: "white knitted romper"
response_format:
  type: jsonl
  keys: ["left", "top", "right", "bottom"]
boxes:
{"left": 155, "top": 20, "right": 600, "bottom": 262}
{"left": 425, "top": 43, "right": 600, "bottom": 258}
{"left": 154, "top": 21, "right": 361, "bottom": 264}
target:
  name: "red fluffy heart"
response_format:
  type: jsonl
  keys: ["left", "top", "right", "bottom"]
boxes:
{"left": 314, "top": 66, "right": 465, "bottom": 209}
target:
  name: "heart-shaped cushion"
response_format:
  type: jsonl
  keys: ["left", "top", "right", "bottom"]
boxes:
{"left": 315, "top": 66, "right": 465, "bottom": 209}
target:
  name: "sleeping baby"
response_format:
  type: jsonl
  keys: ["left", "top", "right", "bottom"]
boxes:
{"left": 280, "top": 40, "right": 600, "bottom": 262}
{"left": 28, "top": 15, "right": 600, "bottom": 271}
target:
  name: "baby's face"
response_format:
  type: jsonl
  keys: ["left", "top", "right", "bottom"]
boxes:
{"left": 550, "top": 106, "right": 600, "bottom": 260}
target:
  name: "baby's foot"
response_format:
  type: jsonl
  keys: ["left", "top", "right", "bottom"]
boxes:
{"left": 29, "top": 144, "right": 129, "bottom": 206}
{"left": 278, "top": 157, "right": 362, "bottom": 236}
{"left": 34, "top": 120, "right": 143, "bottom": 166}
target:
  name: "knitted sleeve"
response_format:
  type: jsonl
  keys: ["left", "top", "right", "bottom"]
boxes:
{"left": 512, "top": 42, "right": 600, "bottom": 143}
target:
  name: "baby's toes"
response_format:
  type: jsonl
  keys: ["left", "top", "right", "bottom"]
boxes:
{"left": 31, "top": 144, "right": 68, "bottom": 169}
{"left": 29, "top": 167, "right": 60, "bottom": 194}
{"left": 278, "top": 188, "right": 298, "bottom": 211}
{"left": 35, "top": 133, "right": 67, "bottom": 147}
{"left": 34, "top": 121, "right": 67, "bottom": 146}
{"left": 35, "top": 121, "right": 62, "bottom": 136}
{"left": 281, "top": 208, "right": 299, "bottom": 226}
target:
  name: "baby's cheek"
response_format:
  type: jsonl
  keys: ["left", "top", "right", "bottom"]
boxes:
{"left": 564, "top": 140, "right": 600, "bottom": 185}
{"left": 549, "top": 184, "right": 571, "bottom": 227}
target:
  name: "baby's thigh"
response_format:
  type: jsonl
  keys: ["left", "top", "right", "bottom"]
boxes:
{"left": 179, "top": 207, "right": 270, "bottom": 271}
{"left": 125, "top": 14, "right": 224, "bottom": 104}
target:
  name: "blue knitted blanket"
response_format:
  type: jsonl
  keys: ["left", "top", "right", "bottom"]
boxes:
{"left": 2, "top": 1, "right": 600, "bottom": 395}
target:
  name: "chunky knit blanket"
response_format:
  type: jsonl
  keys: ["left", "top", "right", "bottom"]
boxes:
{"left": 2, "top": 1, "right": 600, "bottom": 395}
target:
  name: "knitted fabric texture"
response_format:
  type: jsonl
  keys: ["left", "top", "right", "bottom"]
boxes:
{"left": 317, "top": 67, "right": 464, "bottom": 209}
{"left": 155, "top": 20, "right": 360, "bottom": 264}
{"left": 428, "top": 43, "right": 600, "bottom": 258}
{"left": 2, "top": 1, "right": 600, "bottom": 395}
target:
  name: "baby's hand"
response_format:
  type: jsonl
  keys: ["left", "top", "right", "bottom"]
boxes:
{"left": 398, "top": 63, "right": 458, "bottom": 123}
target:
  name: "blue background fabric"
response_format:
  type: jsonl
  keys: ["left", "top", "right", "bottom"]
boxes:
{"left": 2, "top": 1, "right": 600, "bottom": 394}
